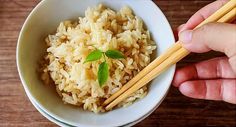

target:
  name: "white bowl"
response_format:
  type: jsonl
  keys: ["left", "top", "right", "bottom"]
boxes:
{"left": 17, "top": 0, "right": 175, "bottom": 126}
{"left": 26, "top": 84, "right": 169, "bottom": 127}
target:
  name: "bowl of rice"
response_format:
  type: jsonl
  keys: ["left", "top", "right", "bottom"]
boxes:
{"left": 17, "top": 0, "right": 175, "bottom": 126}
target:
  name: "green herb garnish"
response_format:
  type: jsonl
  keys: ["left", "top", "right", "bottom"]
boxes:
{"left": 84, "top": 49, "right": 125, "bottom": 87}
{"left": 98, "top": 62, "right": 109, "bottom": 86}
{"left": 105, "top": 50, "right": 125, "bottom": 59}
{"left": 84, "top": 50, "right": 103, "bottom": 63}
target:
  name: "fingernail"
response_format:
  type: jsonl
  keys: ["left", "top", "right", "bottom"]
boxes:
{"left": 179, "top": 30, "right": 193, "bottom": 43}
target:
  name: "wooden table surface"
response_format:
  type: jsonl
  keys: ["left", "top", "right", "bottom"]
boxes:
{"left": 0, "top": 0, "right": 235, "bottom": 127}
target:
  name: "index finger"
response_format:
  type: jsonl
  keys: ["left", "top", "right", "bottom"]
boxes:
{"left": 180, "top": 0, "right": 229, "bottom": 32}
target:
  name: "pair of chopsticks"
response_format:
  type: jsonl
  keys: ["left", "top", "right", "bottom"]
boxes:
{"left": 104, "top": 0, "right": 236, "bottom": 110}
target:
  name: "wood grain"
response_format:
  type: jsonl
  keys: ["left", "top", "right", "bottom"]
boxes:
{"left": 0, "top": 0, "right": 235, "bottom": 127}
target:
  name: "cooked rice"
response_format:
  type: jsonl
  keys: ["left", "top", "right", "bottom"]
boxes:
{"left": 41, "top": 4, "right": 156, "bottom": 113}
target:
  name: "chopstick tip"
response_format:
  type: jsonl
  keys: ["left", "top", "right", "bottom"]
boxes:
{"left": 105, "top": 104, "right": 113, "bottom": 111}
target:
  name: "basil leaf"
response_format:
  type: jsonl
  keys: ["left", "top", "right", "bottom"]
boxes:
{"left": 105, "top": 50, "right": 125, "bottom": 59}
{"left": 84, "top": 50, "right": 102, "bottom": 63}
{"left": 98, "top": 62, "right": 109, "bottom": 87}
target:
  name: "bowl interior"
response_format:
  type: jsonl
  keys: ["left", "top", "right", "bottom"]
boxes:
{"left": 17, "top": 0, "right": 175, "bottom": 126}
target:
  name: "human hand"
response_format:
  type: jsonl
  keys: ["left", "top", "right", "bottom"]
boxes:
{"left": 173, "top": 0, "right": 236, "bottom": 104}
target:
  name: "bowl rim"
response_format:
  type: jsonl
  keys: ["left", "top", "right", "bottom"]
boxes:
{"left": 16, "top": 0, "right": 176, "bottom": 126}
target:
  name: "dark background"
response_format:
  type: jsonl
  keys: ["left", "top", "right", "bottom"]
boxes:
{"left": 0, "top": 0, "right": 235, "bottom": 126}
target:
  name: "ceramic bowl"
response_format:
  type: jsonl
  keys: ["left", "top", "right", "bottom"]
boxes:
{"left": 17, "top": 0, "right": 175, "bottom": 126}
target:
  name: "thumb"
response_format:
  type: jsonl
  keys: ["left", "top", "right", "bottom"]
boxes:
{"left": 179, "top": 23, "right": 236, "bottom": 73}
{"left": 179, "top": 23, "right": 236, "bottom": 56}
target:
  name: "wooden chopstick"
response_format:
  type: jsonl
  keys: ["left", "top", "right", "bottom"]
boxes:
{"left": 106, "top": 48, "right": 189, "bottom": 110}
{"left": 105, "top": 0, "right": 236, "bottom": 110}
{"left": 218, "top": 7, "right": 236, "bottom": 23}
